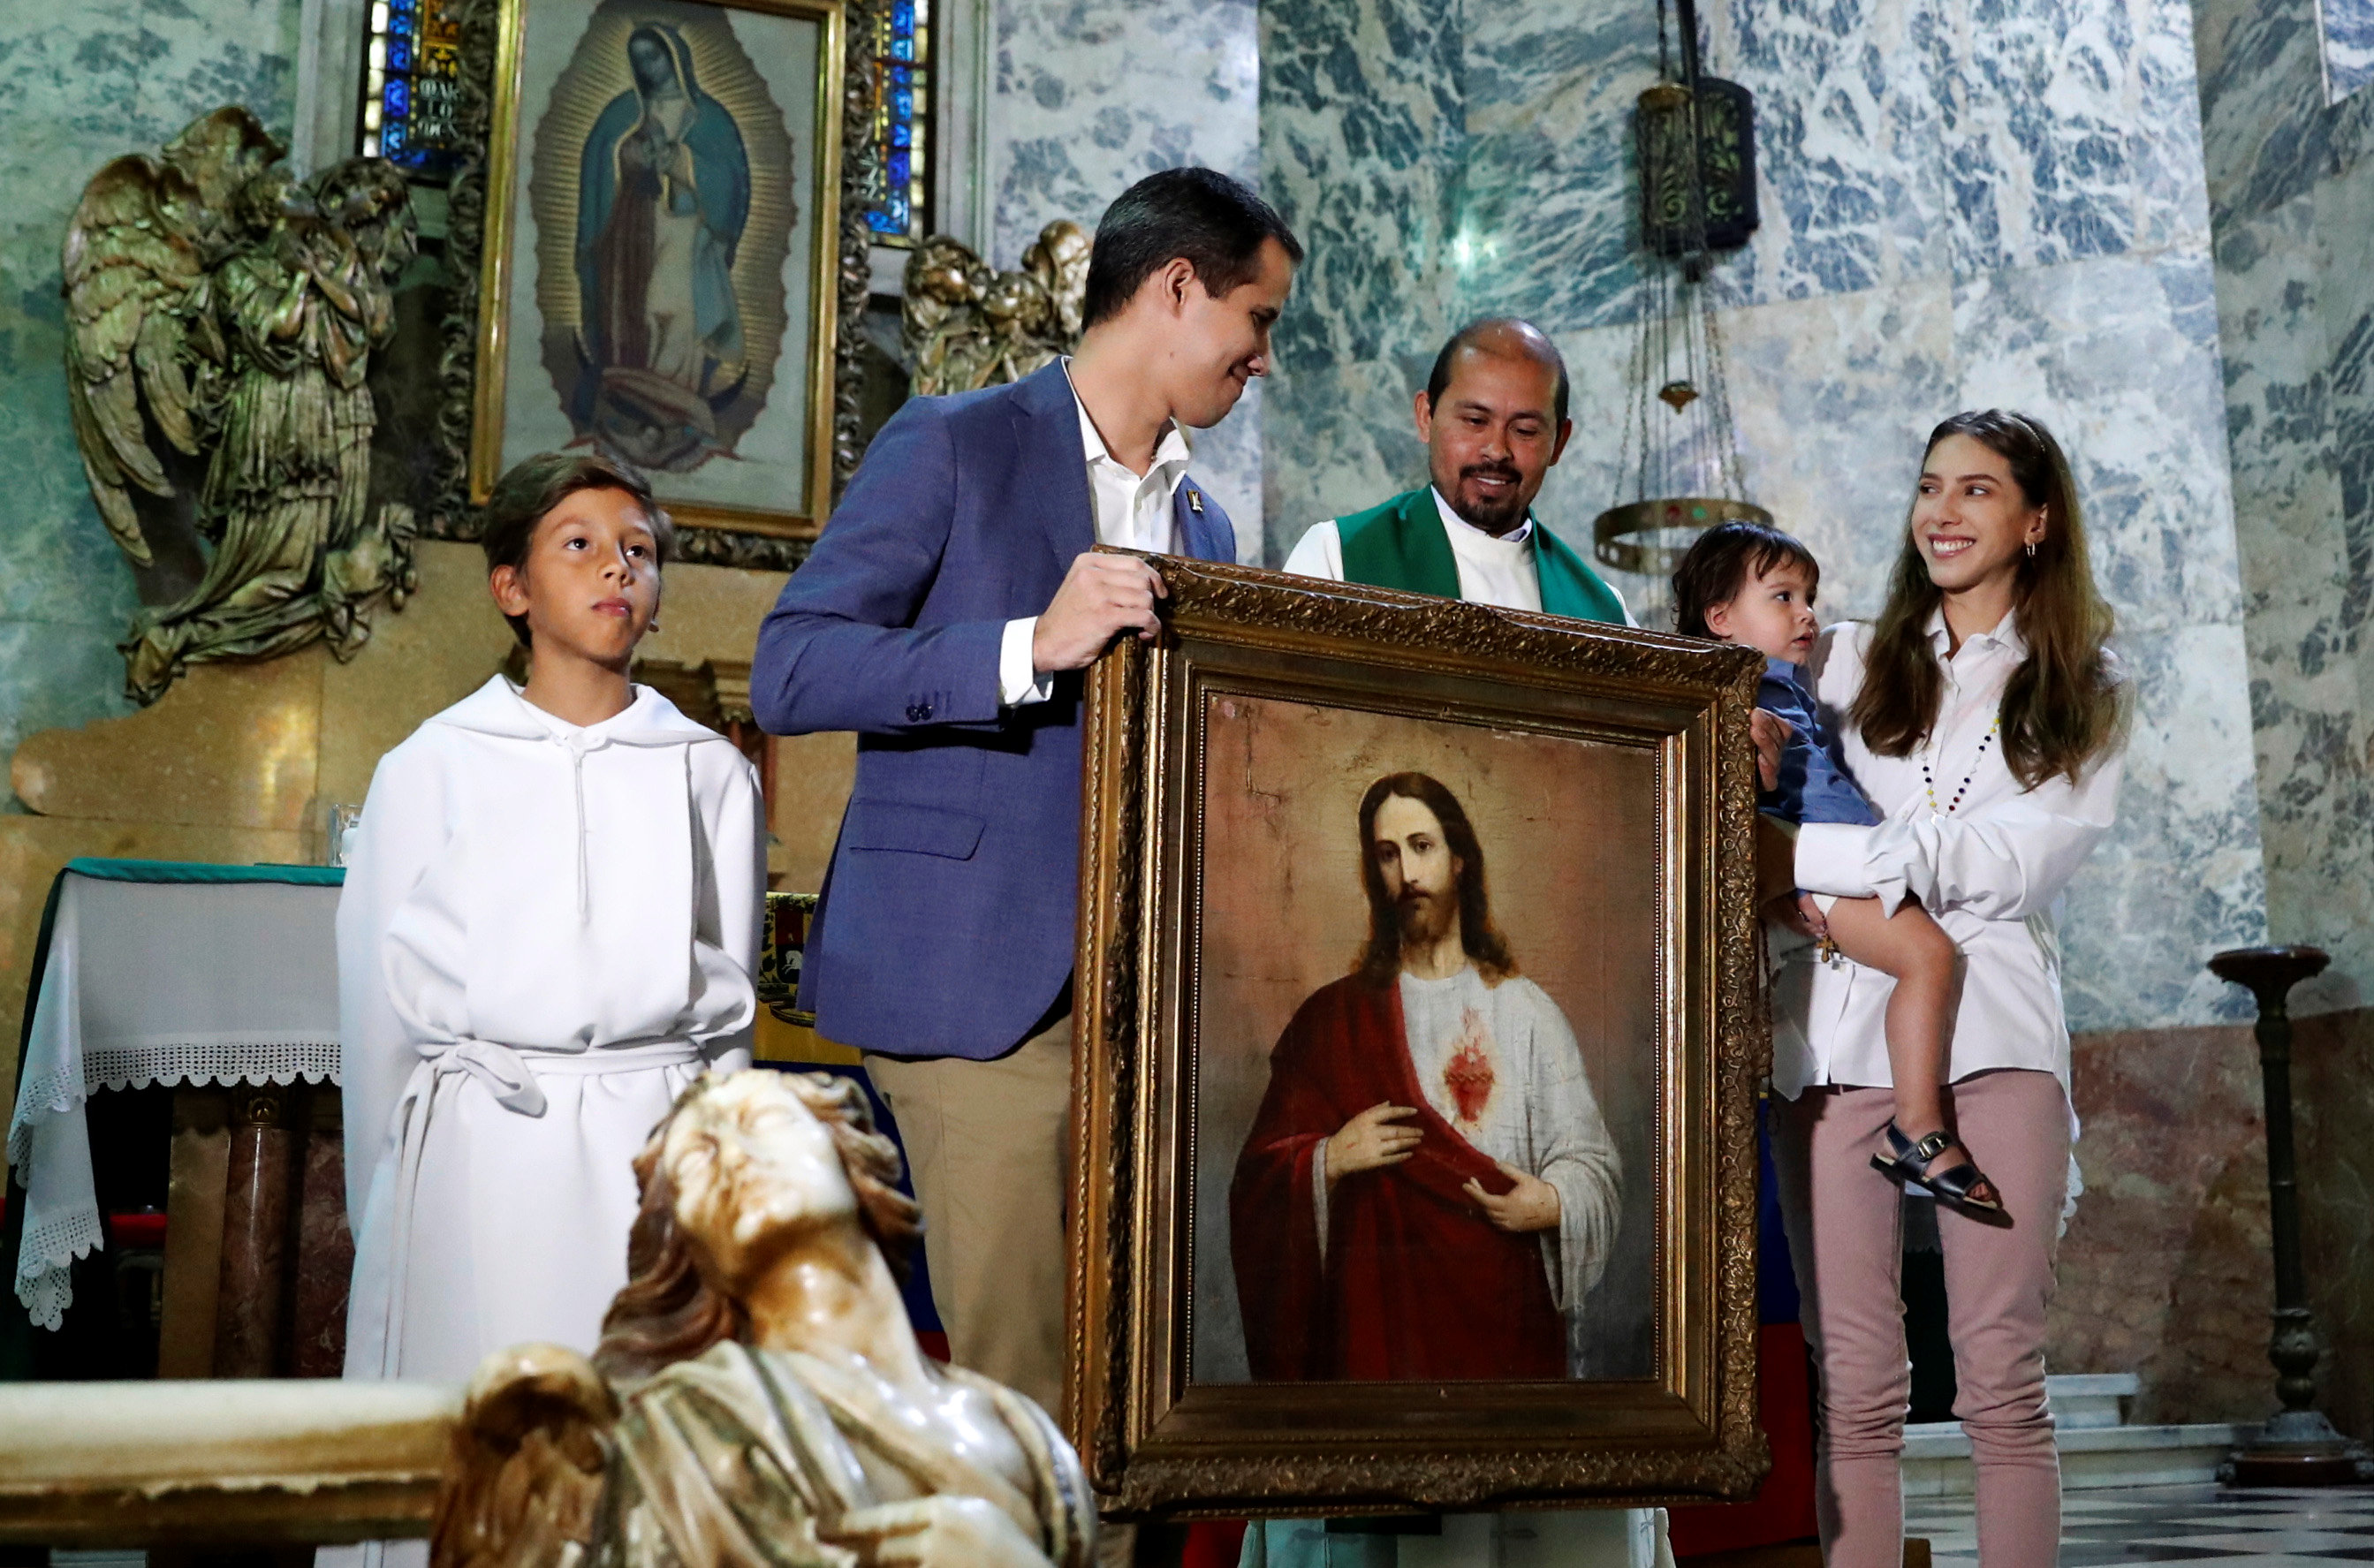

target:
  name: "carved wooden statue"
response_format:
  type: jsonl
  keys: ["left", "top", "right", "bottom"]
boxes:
{"left": 900, "top": 221, "right": 1090, "bottom": 398}
{"left": 64, "top": 106, "right": 420, "bottom": 705}
{"left": 433, "top": 1070, "right": 1095, "bottom": 1568}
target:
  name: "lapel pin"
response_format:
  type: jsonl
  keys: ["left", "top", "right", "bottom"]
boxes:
{"left": 1187, "top": 488, "right": 1204, "bottom": 514}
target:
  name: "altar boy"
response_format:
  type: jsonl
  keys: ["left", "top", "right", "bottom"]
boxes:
{"left": 336, "top": 454, "right": 764, "bottom": 1568}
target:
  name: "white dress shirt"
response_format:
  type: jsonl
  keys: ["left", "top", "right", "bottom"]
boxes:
{"left": 1282, "top": 489, "right": 1639, "bottom": 624}
{"left": 1772, "top": 612, "right": 2127, "bottom": 1100}
{"left": 997, "top": 363, "right": 1192, "bottom": 706}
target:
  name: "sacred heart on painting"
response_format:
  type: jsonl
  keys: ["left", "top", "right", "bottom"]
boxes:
{"left": 1442, "top": 1014, "right": 1496, "bottom": 1125}
{"left": 1068, "top": 549, "right": 1770, "bottom": 1519}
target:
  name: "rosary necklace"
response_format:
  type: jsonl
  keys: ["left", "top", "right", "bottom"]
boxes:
{"left": 1922, "top": 717, "right": 2000, "bottom": 819}
{"left": 1814, "top": 716, "right": 2000, "bottom": 965}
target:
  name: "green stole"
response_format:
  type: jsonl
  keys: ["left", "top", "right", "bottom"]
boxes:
{"left": 1334, "top": 487, "right": 1628, "bottom": 625}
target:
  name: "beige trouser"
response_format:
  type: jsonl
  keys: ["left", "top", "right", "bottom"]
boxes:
{"left": 1771, "top": 1070, "right": 2071, "bottom": 1568}
{"left": 861, "top": 1014, "right": 1073, "bottom": 1420}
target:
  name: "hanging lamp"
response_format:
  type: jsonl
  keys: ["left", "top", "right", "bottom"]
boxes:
{"left": 1594, "top": 0, "right": 1769, "bottom": 601}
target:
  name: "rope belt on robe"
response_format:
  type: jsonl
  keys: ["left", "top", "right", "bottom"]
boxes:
{"left": 365, "top": 1035, "right": 701, "bottom": 1377}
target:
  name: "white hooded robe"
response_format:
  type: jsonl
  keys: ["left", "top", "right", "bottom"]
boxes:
{"left": 336, "top": 676, "right": 762, "bottom": 1388}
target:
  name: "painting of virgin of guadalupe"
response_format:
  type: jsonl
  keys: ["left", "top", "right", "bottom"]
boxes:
{"left": 479, "top": 0, "right": 840, "bottom": 541}
{"left": 573, "top": 22, "right": 755, "bottom": 470}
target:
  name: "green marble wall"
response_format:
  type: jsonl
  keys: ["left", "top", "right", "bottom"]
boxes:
{"left": 2192, "top": 0, "right": 2374, "bottom": 1011}
{"left": 0, "top": 0, "right": 303, "bottom": 807}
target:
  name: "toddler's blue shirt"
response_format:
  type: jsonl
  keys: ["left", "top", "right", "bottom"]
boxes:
{"left": 1758, "top": 656, "right": 1882, "bottom": 829}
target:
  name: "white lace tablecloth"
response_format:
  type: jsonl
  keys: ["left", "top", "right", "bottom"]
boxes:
{"left": 9, "top": 870, "right": 342, "bottom": 1329}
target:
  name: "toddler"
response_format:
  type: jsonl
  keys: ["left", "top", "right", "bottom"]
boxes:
{"left": 1674, "top": 521, "right": 2000, "bottom": 1216}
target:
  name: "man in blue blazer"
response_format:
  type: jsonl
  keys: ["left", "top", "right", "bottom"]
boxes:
{"left": 750, "top": 168, "right": 1300, "bottom": 1420}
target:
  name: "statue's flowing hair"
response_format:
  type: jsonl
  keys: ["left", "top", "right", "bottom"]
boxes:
{"left": 591, "top": 1072, "right": 922, "bottom": 1381}
{"left": 1354, "top": 771, "right": 1514, "bottom": 988}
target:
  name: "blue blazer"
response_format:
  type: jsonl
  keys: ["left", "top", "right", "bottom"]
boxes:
{"left": 750, "top": 360, "right": 1238, "bottom": 1059}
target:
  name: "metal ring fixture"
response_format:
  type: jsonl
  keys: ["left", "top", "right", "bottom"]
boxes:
{"left": 1593, "top": 496, "right": 1774, "bottom": 578}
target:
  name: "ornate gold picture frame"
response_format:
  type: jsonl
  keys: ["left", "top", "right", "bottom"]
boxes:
{"left": 1069, "top": 555, "right": 1771, "bottom": 1517}
{"left": 426, "top": 0, "right": 881, "bottom": 570}
{"left": 474, "top": 0, "right": 842, "bottom": 541}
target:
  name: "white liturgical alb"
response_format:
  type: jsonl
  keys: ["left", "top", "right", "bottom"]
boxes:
{"left": 337, "top": 678, "right": 763, "bottom": 1395}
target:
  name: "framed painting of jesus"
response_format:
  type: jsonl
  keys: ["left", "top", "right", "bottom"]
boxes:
{"left": 1068, "top": 552, "right": 1771, "bottom": 1518}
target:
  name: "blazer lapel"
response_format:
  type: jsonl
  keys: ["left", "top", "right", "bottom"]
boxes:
{"left": 1007, "top": 363, "right": 1095, "bottom": 573}
{"left": 1005, "top": 362, "right": 1239, "bottom": 565}
{"left": 1174, "top": 481, "right": 1233, "bottom": 563}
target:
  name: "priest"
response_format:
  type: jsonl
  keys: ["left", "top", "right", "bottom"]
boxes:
{"left": 1280, "top": 317, "right": 1630, "bottom": 624}
{"left": 1249, "top": 319, "right": 1665, "bottom": 1568}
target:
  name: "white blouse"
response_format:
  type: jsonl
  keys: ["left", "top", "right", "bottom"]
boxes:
{"left": 1772, "top": 613, "right": 2127, "bottom": 1099}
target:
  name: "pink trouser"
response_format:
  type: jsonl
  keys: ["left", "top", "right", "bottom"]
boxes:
{"left": 1771, "top": 1070, "right": 2071, "bottom": 1568}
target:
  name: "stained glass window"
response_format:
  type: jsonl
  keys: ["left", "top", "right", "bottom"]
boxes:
{"left": 861, "top": 0, "right": 931, "bottom": 244}
{"left": 361, "top": 0, "right": 466, "bottom": 181}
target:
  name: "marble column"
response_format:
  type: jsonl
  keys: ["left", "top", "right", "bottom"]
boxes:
{"left": 2190, "top": 0, "right": 2374, "bottom": 1013}
{"left": 213, "top": 1084, "right": 299, "bottom": 1379}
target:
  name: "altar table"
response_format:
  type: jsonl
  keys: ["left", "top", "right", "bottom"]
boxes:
{"left": 8, "top": 860, "right": 343, "bottom": 1338}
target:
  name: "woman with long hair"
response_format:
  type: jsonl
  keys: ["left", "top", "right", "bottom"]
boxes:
{"left": 1770, "top": 410, "right": 2127, "bottom": 1567}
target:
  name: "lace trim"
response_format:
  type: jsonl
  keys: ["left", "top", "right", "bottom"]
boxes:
{"left": 7, "top": 1066, "right": 79, "bottom": 1175}
{"left": 10, "top": 1039, "right": 343, "bottom": 1332}
{"left": 7, "top": 1039, "right": 340, "bottom": 1176}
{"left": 82, "top": 1038, "right": 340, "bottom": 1094}
{"left": 15, "top": 1208, "right": 102, "bottom": 1330}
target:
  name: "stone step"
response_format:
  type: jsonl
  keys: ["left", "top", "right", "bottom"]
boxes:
{"left": 2045, "top": 1371, "right": 2141, "bottom": 1430}
{"left": 1902, "top": 1420, "right": 2252, "bottom": 1497}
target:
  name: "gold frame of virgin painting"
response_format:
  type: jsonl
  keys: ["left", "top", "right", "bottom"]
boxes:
{"left": 465, "top": 0, "right": 846, "bottom": 559}
{"left": 1068, "top": 553, "right": 1771, "bottom": 1518}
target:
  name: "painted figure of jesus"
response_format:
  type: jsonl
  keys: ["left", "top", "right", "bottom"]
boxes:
{"left": 1229, "top": 771, "right": 1622, "bottom": 1381}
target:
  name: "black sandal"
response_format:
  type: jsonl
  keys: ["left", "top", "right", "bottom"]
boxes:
{"left": 1871, "top": 1122, "right": 2006, "bottom": 1217}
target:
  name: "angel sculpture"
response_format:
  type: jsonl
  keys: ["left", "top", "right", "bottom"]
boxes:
{"left": 64, "top": 106, "right": 420, "bottom": 705}
{"left": 1022, "top": 219, "right": 1092, "bottom": 343}
{"left": 433, "top": 1069, "right": 1096, "bottom": 1568}
{"left": 899, "top": 221, "right": 1091, "bottom": 398}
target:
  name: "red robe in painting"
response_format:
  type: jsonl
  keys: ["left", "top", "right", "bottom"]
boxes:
{"left": 1229, "top": 973, "right": 1566, "bottom": 1381}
